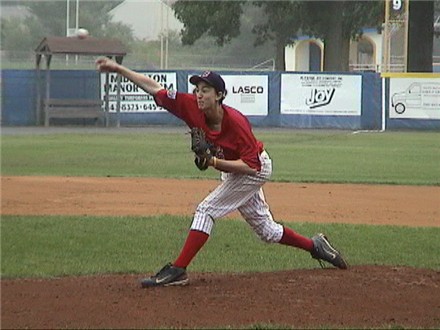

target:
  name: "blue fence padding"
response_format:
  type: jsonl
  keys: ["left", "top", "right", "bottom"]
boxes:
{"left": 1, "top": 69, "right": 438, "bottom": 129}
{"left": 361, "top": 73, "right": 382, "bottom": 130}
{"left": 386, "top": 118, "right": 440, "bottom": 130}
{"left": 49, "top": 70, "right": 101, "bottom": 99}
{"left": 280, "top": 114, "right": 361, "bottom": 129}
{"left": 1, "top": 70, "right": 37, "bottom": 125}
{"left": 106, "top": 112, "right": 184, "bottom": 127}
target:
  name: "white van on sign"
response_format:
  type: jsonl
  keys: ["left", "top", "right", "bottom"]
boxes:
{"left": 390, "top": 80, "right": 440, "bottom": 119}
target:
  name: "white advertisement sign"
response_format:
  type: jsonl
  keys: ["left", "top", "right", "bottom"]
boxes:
{"left": 281, "top": 74, "right": 362, "bottom": 116}
{"left": 100, "top": 72, "right": 176, "bottom": 112}
{"left": 188, "top": 75, "right": 268, "bottom": 116}
{"left": 389, "top": 78, "right": 440, "bottom": 119}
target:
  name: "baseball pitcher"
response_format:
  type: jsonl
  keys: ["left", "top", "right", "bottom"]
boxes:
{"left": 95, "top": 58, "right": 348, "bottom": 287}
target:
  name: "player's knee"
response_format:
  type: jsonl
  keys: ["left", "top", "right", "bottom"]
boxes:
{"left": 195, "top": 202, "right": 209, "bottom": 214}
{"left": 254, "top": 222, "right": 283, "bottom": 243}
{"left": 256, "top": 231, "right": 279, "bottom": 243}
{"left": 191, "top": 209, "right": 215, "bottom": 235}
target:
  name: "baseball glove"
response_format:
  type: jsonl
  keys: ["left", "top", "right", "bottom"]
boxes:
{"left": 190, "top": 127, "right": 214, "bottom": 171}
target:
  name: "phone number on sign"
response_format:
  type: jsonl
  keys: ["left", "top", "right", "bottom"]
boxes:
{"left": 107, "top": 103, "right": 164, "bottom": 112}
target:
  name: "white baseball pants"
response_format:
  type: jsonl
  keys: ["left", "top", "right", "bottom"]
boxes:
{"left": 190, "top": 150, "right": 284, "bottom": 243}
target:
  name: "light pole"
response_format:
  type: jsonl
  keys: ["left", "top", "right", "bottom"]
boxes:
{"left": 75, "top": 0, "right": 79, "bottom": 64}
{"left": 66, "top": 0, "right": 70, "bottom": 65}
{"left": 159, "top": 0, "right": 169, "bottom": 69}
{"left": 165, "top": 1, "right": 169, "bottom": 69}
{"left": 66, "top": 0, "right": 70, "bottom": 36}
{"left": 160, "top": 0, "right": 163, "bottom": 69}
{"left": 75, "top": 0, "right": 79, "bottom": 34}
{"left": 66, "top": 0, "right": 79, "bottom": 37}
{"left": 66, "top": 0, "right": 80, "bottom": 64}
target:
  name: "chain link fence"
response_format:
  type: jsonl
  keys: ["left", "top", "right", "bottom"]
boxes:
{"left": 1, "top": 50, "right": 275, "bottom": 71}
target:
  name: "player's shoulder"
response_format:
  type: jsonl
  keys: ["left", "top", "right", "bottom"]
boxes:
{"left": 223, "top": 104, "right": 253, "bottom": 131}
{"left": 225, "top": 105, "right": 251, "bottom": 124}
{"left": 223, "top": 104, "right": 246, "bottom": 120}
{"left": 168, "top": 90, "right": 196, "bottom": 101}
{"left": 158, "top": 89, "right": 195, "bottom": 101}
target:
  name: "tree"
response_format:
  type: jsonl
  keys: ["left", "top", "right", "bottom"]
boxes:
{"left": 407, "top": 0, "right": 435, "bottom": 72}
{"left": 251, "top": 1, "right": 303, "bottom": 70}
{"left": 172, "top": 0, "right": 303, "bottom": 70}
{"left": 1, "top": 16, "right": 46, "bottom": 52}
{"left": 1, "top": 1, "right": 134, "bottom": 55}
{"left": 172, "top": 0, "right": 383, "bottom": 71}
{"left": 172, "top": 1, "right": 244, "bottom": 46}
{"left": 22, "top": 1, "right": 126, "bottom": 37}
{"left": 300, "top": 1, "right": 383, "bottom": 71}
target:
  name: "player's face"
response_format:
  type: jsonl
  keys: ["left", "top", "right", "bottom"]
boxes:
{"left": 195, "top": 82, "right": 221, "bottom": 113}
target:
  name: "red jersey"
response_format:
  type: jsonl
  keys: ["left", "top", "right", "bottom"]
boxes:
{"left": 154, "top": 89, "right": 264, "bottom": 170}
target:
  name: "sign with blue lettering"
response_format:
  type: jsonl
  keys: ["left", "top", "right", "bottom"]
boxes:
{"left": 280, "top": 74, "right": 362, "bottom": 116}
{"left": 100, "top": 72, "right": 176, "bottom": 112}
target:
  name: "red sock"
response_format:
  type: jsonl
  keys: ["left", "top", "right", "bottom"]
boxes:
{"left": 279, "top": 226, "right": 314, "bottom": 251}
{"left": 173, "top": 230, "right": 209, "bottom": 268}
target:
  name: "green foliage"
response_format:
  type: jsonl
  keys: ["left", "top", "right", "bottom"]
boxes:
{"left": 173, "top": 1, "right": 244, "bottom": 46}
{"left": 1, "top": 16, "right": 45, "bottom": 52}
{"left": 174, "top": 0, "right": 296, "bottom": 67}
{"left": 0, "top": 1, "right": 133, "bottom": 55}
{"left": 252, "top": 1, "right": 302, "bottom": 46}
{"left": 23, "top": 0, "right": 124, "bottom": 36}
{"left": 251, "top": 1, "right": 303, "bottom": 70}
{"left": 2, "top": 215, "right": 439, "bottom": 279}
{"left": 296, "top": 1, "right": 383, "bottom": 71}
{"left": 171, "top": 0, "right": 385, "bottom": 70}
{"left": 302, "top": 1, "right": 383, "bottom": 40}
{"left": 24, "top": 1, "right": 68, "bottom": 35}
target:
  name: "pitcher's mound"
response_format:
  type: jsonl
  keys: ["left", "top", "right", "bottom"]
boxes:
{"left": 2, "top": 265, "right": 439, "bottom": 329}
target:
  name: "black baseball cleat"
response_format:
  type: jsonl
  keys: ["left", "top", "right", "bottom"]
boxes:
{"left": 310, "top": 233, "right": 348, "bottom": 269}
{"left": 140, "top": 263, "right": 189, "bottom": 288}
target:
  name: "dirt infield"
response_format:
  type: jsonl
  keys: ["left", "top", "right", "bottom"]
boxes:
{"left": 1, "top": 176, "right": 440, "bottom": 329}
{"left": 2, "top": 176, "right": 439, "bottom": 226}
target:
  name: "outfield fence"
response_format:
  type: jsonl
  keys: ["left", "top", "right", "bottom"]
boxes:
{"left": 1, "top": 69, "right": 439, "bottom": 130}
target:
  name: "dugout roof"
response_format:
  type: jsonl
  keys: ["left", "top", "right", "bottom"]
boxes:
{"left": 35, "top": 36, "right": 128, "bottom": 127}
{"left": 35, "top": 36, "right": 127, "bottom": 61}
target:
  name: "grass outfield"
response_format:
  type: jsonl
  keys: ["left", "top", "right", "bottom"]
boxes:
{"left": 1, "top": 129, "right": 439, "bottom": 279}
{"left": 1, "top": 129, "right": 439, "bottom": 185}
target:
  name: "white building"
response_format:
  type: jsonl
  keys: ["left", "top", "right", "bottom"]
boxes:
{"left": 109, "top": 0, "right": 183, "bottom": 41}
{"left": 285, "top": 28, "right": 383, "bottom": 72}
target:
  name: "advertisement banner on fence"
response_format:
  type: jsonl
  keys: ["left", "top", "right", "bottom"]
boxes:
{"left": 100, "top": 72, "right": 176, "bottom": 112}
{"left": 389, "top": 77, "right": 440, "bottom": 119}
{"left": 188, "top": 74, "right": 268, "bottom": 116}
{"left": 280, "top": 74, "right": 362, "bottom": 116}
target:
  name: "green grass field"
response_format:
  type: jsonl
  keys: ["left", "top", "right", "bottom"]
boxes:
{"left": 2, "top": 129, "right": 439, "bottom": 184}
{"left": 2, "top": 215, "right": 439, "bottom": 278}
{"left": 1, "top": 129, "right": 440, "bottom": 279}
